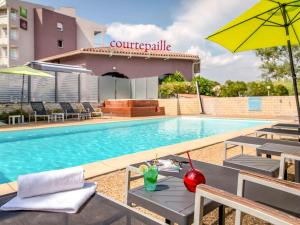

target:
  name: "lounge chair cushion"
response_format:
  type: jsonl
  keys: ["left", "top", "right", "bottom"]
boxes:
{"left": 30, "top": 102, "right": 47, "bottom": 115}
{"left": 60, "top": 103, "right": 76, "bottom": 114}
{"left": 82, "top": 102, "right": 95, "bottom": 113}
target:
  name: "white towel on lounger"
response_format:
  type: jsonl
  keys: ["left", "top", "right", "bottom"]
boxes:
{"left": 0, "top": 182, "right": 96, "bottom": 214}
{"left": 18, "top": 167, "right": 84, "bottom": 198}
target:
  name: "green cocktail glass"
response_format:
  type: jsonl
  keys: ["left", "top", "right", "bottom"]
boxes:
{"left": 143, "top": 166, "right": 158, "bottom": 192}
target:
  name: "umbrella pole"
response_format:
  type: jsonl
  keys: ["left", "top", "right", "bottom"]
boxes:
{"left": 20, "top": 74, "right": 24, "bottom": 116}
{"left": 282, "top": 5, "right": 300, "bottom": 129}
{"left": 287, "top": 41, "right": 300, "bottom": 128}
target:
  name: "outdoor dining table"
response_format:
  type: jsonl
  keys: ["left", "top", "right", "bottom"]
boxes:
{"left": 256, "top": 143, "right": 300, "bottom": 183}
{"left": 126, "top": 155, "right": 300, "bottom": 225}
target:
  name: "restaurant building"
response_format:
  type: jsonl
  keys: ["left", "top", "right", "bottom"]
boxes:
{"left": 41, "top": 47, "right": 200, "bottom": 81}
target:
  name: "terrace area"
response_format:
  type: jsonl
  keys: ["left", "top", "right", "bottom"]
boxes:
{"left": 0, "top": 112, "right": 299, "bottom": 225}
{"left": 0, "top": 0, "right": 300, "bottom": 224}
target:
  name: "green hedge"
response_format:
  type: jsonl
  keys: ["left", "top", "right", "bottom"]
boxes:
{"left": 158, "top": 71, "right": 291, "bottom": 98}
{"left": 159, "top": 82, "right": 196, "bottom": 98}
{"left": 0, "top": 110, "right": 29, "bottom": 123}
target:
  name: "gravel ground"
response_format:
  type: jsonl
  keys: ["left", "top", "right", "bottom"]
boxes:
{"left": 88, "top": 142, "right": 294, "bottom": 225}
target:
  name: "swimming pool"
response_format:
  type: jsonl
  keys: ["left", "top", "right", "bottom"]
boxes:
{"left": 0, "top": 117, "right": 270, "bottom": 184}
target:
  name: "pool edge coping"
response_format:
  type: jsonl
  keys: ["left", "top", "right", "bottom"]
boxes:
{"left": 0, "top": 120, "right": 276, "bottom": 197}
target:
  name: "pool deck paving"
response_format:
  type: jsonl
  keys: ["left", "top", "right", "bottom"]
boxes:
{"left": 0, "top": 115, "right": 279, "bottom": 196}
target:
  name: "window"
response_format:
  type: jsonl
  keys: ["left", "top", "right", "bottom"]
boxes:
{"left": 0, "top": 47, "right": 7, "bottom": 57}
{"left": 10, "top": 8, "right": 18, "bottom": 20}
{"left": 193, "top": 61, "right": 200, "bottom": 74}
{"left": 0, "top": 9, "right": 7, "bottom": 17}
{"left": 10, "top": 48, "right": 18, "bottom": 59}
{"left": 57, "top": 40, "right": 63, "bottom": 48}
{"left": 10, "top": 29, "right": 17, "bottom": 40}
{"left": 93, "top": 31, "right": 102, "bottom": 47}
{"left": 0, "top": 28, "right": 7, "bottom": 38}
{"left": 57, "top": 22, "right": 63, "bottom": 31}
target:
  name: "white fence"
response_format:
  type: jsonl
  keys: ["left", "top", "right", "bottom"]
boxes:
{"left": 0, "top": 72, "right": 158, "bottom": 103}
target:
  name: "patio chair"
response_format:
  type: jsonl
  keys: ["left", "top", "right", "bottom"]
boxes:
{"left": 272, "top": 123, "right": 300, "bottom": 130}
{"left": 81, "top": 102, "right": 103, "bottom": 118}
{"left": 224, "top": 135, "right": 300, "bottom": 180}
{"left": 224, "top": 135, "right": 300, "bottom": 160}
{"left": 255, "top": 128, "right": 300, "bottom": 139}
{"left": 223, "top": 154, "right": 280, "bottom": 177}
{"left": 59, "top": 102, "right": 91, "bottom": 120}
{"left": 29, "top": 102, "right": 51, "bottom": 123}
{"left": 194, "top": 171, "right": 300, "bottom": 225}
{"left": 279, "top": 152, "right": 300, "bottom": 179}
{"left": 0, "top": 192, "right": 164, "bottom": 225}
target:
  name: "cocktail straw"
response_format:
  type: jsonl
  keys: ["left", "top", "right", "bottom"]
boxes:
{"left": 153, "top": 153, "right": 158, "bottom": 166}
{"left": 186, "top": 151, "right": 194, "bottom": 169}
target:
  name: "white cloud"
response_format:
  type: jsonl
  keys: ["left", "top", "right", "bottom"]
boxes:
{"left": 107, "top": 0, "right": 261, "bottom": 83}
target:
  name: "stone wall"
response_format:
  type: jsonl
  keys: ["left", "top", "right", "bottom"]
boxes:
{"left": 158, "top": 96, "right": 298, "bottom": 119}
{"left": 201, "top": 96, "right": 297, "bottom": 118}
{"left": 0, "top": 96, "right": 298, "bottom": 119}
{"left": 157, "top": 98, "right": 201, "bottom": 116}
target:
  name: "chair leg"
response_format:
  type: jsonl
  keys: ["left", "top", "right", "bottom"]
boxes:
{"left": 224, "top": 143, "right": 228, "bottom": 160}
{"left": 278, "top": 156, "right": 286, "bottom": 179}
{"left": 194, "top": 190, "right": 204, "bottom": 225}
{"left": 124, "top": 167, "right": 131, "bottom": 205}
{"left": 235, "top": 175, "right": 244, "bottom": 225}
{"left": 234, "top": 211, "right": 243, "bottom": 225}
{"left": 218, "top": 205, "right": 225, "bottom": 225}
{"left": 284, "top": 168, "right": 288, "bottom": 180}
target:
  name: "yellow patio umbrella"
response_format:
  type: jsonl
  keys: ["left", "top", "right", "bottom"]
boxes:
{"left": 207, "top": 0, "right": 300, "bottom": 124}
{"left": 0, "top": 66, "right": 53, "bottom": 114}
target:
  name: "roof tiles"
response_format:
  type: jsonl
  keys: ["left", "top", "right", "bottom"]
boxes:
{"left": 40, "top": 47, "right": 200, "bottom": 62}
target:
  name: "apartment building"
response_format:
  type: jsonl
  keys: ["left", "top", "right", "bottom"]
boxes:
{"left": 0, "top": 0, "right": 106, "bottom": 67}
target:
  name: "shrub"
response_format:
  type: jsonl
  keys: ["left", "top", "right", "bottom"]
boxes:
{"left": 161, "top": 71, "right": 186, "bottom": 83}
{"left": 220, "top": 80, "right": 247, "bottom": 97}
{"left": 246, "top": 81, "right": 273, "bottom": 96}
{"left": 0, "top": 109, "right": 29, "bottom": 123}
{"left": 159, "top": 82, "right": 195, "bottom": 98}
{"left": 0, "top": 112, "right": 9, "bottom": 123}
{"left": 192, "top": 76, "right": 219, "bottom": 96}
{"left": 273, "top": 84, "right": 289, "bottom": 96}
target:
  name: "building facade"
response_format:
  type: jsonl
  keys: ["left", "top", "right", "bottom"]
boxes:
{"left": 0, "top": 0, "right": 106, "bottom": 67}
{"left": 41, "top": 47, "right": 200, "bottom": 81}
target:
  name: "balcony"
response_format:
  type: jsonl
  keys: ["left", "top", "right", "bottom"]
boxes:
{"left": 0, "top": 36, "right": 7, "bottom": 45}
{"left": 0, "top": 15, "right": 8, "bottom": 25}
{"left": 10, "top": 12, "right": 17, "bottom": 21}
{"left": 0, "top": 32, "right": 17, "bottom": 46}
{"left": 0, "top": 56, "right": 8, "bottom": 67}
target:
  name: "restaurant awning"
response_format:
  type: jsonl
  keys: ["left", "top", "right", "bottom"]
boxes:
{"left": 27, "top": 61, "right": 93, "bottom": 74}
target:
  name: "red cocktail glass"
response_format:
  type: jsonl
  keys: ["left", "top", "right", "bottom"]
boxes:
{"left": 183, "top": 152, "right": 206, "bottom": 192}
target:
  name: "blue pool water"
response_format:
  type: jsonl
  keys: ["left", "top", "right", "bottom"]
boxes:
{"left": 0, "top": 117, "right": 270, "bottom": 184}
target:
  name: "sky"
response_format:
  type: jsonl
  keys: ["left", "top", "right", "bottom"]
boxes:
{"left": 28, "top": 0, "right": 262, "bottom": 83}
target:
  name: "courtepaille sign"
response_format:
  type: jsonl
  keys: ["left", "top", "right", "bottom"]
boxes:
{"left": 110, "top": 40, "right": 171, "bottom": 52}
